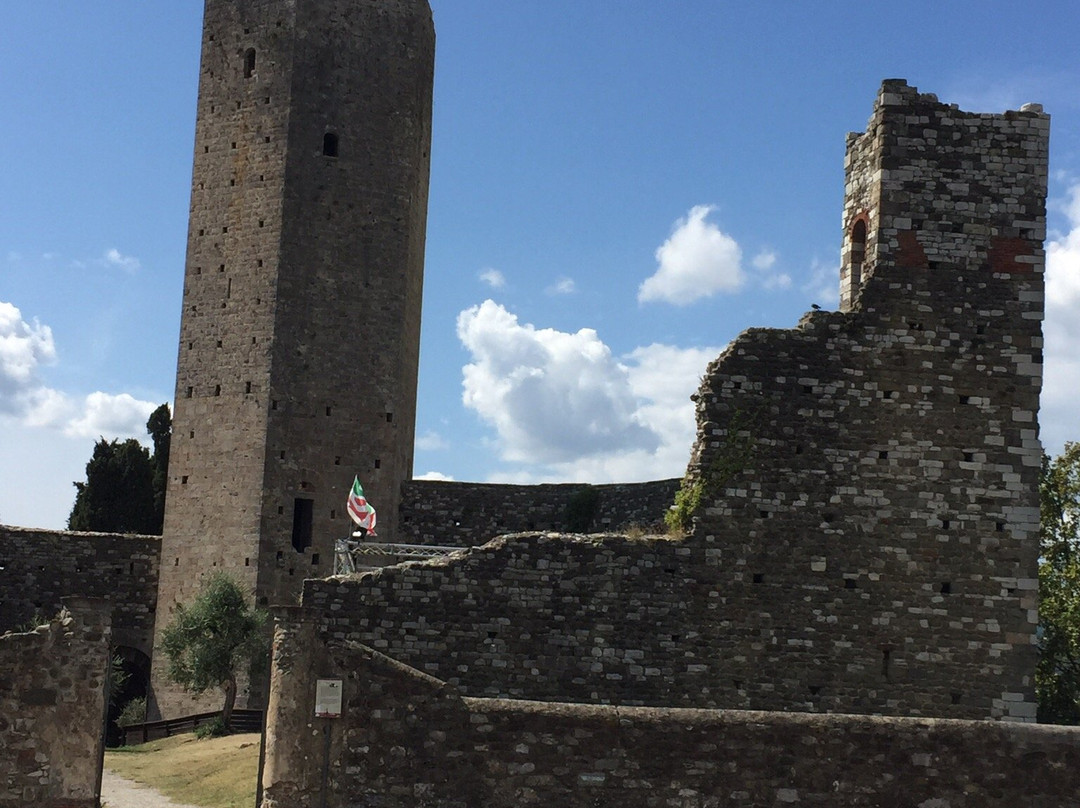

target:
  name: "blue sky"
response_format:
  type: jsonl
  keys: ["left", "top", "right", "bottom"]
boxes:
{"left": 3, "top": 2, "right": 1080, "bottom": 529}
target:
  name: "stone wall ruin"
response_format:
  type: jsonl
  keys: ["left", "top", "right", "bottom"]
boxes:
{"left": 261, "top": 631, "right": 1080, "bottom": 808}
{"left": 0, "top": 526, "right": 159, "bottom": 657}
{"left": 276, "top": 80, "right": 1050, "bottom": 722}
{"left": 259, "top": 80, "right": 1065, "bottom": 804}
{"left": 0, "top": 600, "right": 110, "bottom": 808}
{"left": 397, "top": 478, "right": 679, "bottom": 546}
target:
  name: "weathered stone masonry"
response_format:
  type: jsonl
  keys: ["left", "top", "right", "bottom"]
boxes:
{"left": 286, "top": 81, "right": 1050, "bottom": 726}
{"left": 151, "top": 0, "right": 435, "bottom": 719}
{"left": 398, "top": 478, "right": 679, "bottom": 546}
{"left": 263, "top": 631, "right": 1080, "bottom": 808}
{"left": 0, "top": 527, "right": 159, "bottom": 657}
{"left": 685, "top": 80, "right": 1048, "bottom": 720}
{"left": 0, "top": 600, "right": 110, "bottom": 808}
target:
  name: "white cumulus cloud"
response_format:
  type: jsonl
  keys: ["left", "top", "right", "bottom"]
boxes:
{"left": 415, "top": 470, "right": 455, "bottom": 481}
{"left": 638, "top": 205, "right": 744, "bottom": 305}
{"left": 458, "top": 300, "right": 660, "bottom": 464}
{"left": 1043, "top": 184, "right": 1080, "bottom": 454}
{"left": 0, "top": 300, "right": 58, "bottom": 413}
{"left": 0, "top": 298, "right": 160, "bottom": 442}
{"left": 64, "top": 392, "right": 158, "bottom": 440}
{"left": 478, "top": 268, "right": 506, "bottom": 289}
{"left": 457, "top": 300, "right": 721, "bottom": 482}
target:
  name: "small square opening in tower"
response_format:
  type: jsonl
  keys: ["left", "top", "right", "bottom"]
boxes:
{"left": 323, "top": 132, "right": 339, "bottom": 158}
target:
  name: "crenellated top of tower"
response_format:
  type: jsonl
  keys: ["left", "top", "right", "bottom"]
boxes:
{"left": 838, "top": 79, "right": 1050, "bottom": 311}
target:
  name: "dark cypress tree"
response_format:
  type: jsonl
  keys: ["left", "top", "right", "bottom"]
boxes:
{"left": 68, "top": 438, "right": 157, "bottom": 534}
{"left": 146, "top": 404, "right": 172, "bottom": 533}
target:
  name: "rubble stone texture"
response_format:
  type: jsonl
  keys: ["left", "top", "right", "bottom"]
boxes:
{"left": 0, "top": 600, "right": 111, "bottom": 808}
{"left": 398, "top": 479, "right": 680, "bottom": 545}
{"left": 149, "top": 0, "right": 435, "bottom": 719}
{"left": 0, "top": 527, "right": 159, "bottom": 657}
{"left": 263, "top": 640, "right": 1080, "bottom": 808}
{"left": 292, "top": 80, "right": 1050, "bottom": 723}
{"left": 260, "top": 80, "right": 1067, "bottom": 806}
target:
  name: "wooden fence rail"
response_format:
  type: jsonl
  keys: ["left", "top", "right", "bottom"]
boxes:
{"left": 120, "top": 708, "right": 263, "bottom": 746}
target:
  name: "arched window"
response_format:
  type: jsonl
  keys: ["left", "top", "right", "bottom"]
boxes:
{"left": 850, "top": 218, "right": 867, "bottom": 290}
{"left": 322, "top": 132, "right": 339, "bottom": 158}
{"left": 244, "top": 48, "right": 256, "bottom": 78}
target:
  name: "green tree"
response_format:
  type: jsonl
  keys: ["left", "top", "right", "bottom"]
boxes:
{"left": 1037, "top": 442, "right": 1080, "bottom": 724}
{"left": 160, "top": 573, "right": 268, "bottom": 730}
{"left": 67, "top": 404, "right": 170, "bottom": 534}
{"left": 68, "top": 438, "right": 157, "bottom": 534}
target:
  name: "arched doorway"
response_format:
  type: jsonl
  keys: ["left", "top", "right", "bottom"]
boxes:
{"left": 107, "top": 646, "right": 151, "bottom": 747}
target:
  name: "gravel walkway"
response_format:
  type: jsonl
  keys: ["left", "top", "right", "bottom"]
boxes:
{"left": 100, "top": 769, "right": 204, "bottom": 808}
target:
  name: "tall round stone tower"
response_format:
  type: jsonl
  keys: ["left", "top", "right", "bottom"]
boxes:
{"left": 150, "top": 0, "right": 434, "bottom": 718}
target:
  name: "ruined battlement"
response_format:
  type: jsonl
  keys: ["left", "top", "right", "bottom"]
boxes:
{"left": 841, "top": 78, "right": 1049, "bottom": 310}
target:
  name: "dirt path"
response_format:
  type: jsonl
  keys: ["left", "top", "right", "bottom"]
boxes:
{"left": 100, "top": 769, "right": 205, "bottom": 808}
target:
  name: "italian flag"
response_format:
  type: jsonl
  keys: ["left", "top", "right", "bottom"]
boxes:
{"left": 346, "top": 476, "right": 377, "bottom": 534}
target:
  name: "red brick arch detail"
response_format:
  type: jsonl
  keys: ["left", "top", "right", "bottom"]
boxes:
{"left": 848, "top": 211, "right": 872, "bottom": 238}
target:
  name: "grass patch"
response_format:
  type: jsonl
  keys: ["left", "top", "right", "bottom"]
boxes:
{"left": 105, "top": 732, "right": 260, "bottom": 808}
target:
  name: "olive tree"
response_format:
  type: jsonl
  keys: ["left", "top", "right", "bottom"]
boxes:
{"left": 160, "top": 573, "right": 268, "bottom": 731}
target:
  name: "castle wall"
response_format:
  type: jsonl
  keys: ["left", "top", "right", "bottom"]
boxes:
{"left": 302, "top": 522, "right": 1025, "bottom": 719}
{"left": 397, "top": 478, "right": 679, "bottom": 546}
{"left": 0, "top": 600, "right": 110, "bottom": 808}
{"left": 292, "top": 83, "right": 1049, "bottom": 722}
{"left": 0, "top": 526, "right": 159, "bottom": 656}
{"left": 261, "top": 632, "right": 1080, "bottom": 808}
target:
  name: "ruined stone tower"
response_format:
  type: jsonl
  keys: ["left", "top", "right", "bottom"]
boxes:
{"left": 150, "top": 0, "right": 434, "bottom": 717}
{"left": 839, "top": 81, "right": 1048, "bottom": 313}
{"left": 681, "top": 80, "right": 1049, "bottom": 719}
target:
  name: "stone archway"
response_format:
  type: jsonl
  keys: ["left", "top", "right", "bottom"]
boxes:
{"left": 107, "top": 646, "right": 151, "bottom": 747}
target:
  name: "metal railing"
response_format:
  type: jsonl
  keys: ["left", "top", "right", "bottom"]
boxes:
{"left": 334, "top": 538, "right": 465, "bottom": 573}
{"left": 349, "top": 542, "right": 465, "bottom": 558}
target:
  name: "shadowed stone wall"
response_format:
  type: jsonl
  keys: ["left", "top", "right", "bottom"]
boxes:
{"left": 398, "top": 479, "right": 679, "bottom": 546}
{"left": 0, "top": 600, "right": 110, "bottom": 808}
{"left": 262, "top": 633, "right": 1080, "bottom": 808}
{"left": 0, "top": 526, "right": 159, "bottom": 656}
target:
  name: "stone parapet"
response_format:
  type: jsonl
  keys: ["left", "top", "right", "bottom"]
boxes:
{"left": 398, "top": 478, "right": 679, "bottom": 547}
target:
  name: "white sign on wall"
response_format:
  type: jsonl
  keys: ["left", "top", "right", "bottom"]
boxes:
{"left": 315, "top": 679, "right": 343, "bottom": 718}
